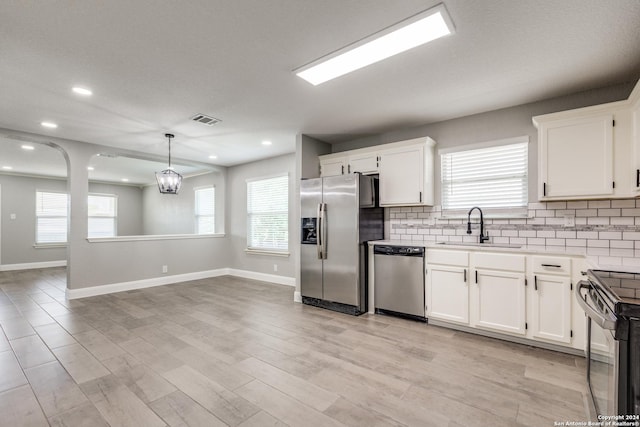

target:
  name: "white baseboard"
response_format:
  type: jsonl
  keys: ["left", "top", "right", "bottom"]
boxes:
{"left": 66, "top": 268, "right": 295, "bottom": 300}
{"left": 294, "top": 291, "right": 302, "bottom": 303}
{"left": 227, "top": 268, "right": 295, "bottom": 287}
{"left": 0, "top": 260, "right": 67, "bottom": 272}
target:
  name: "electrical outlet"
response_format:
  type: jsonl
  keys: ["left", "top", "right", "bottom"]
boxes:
{"left": 273, "top": 264, "right": 278, "bottom": 272}
{"left": 162, "top": 265, "right": 168, "bottom": 274}
{"left": 10, "top": 213, "right": 16, "bottom": 220}
{"left": 564, "top": 215, "right": 575, "bottom": 227}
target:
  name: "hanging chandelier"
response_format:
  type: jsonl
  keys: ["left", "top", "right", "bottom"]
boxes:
{"left": 155, "top": 133, "right": 183, "bottom": 194}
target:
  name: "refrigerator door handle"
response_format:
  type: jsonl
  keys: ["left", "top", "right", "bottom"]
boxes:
{"left": 316, "top": 203, "right": 323, "bottom": 259}
{"left": 318, "top": 203, "right": 327, "bottom": 259}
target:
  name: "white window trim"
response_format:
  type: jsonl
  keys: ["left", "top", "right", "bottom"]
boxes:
{"left": 35, "top": 190, "right": 68, "bottom": 244}
{"left": 194, "top": 185, "right": 215, "bottom": 235}
{"left": 439, "top": 136, "right": 529, "bottom": 219}
{"left": 88, "top": 193, "right": 118, "bottom": 238}
{"left": 246, "top": 173, "right": 289, "bottom": 252}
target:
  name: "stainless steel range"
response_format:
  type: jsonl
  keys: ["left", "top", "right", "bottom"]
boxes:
{"left": 576, "top": 270, "right": 640, "bottom": 417}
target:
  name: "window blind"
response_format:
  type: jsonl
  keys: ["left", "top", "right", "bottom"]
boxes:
{"left": 441, "top": 141, "right": 528, "bottom": 214}
{"left": 195, "top": 187, "right": 215, "bottom": 234}
{"left": 247, "top": 175, "right": 288, "bottom": 251}
{"left": 88, "top": 194, "right": 117, "bottom": 238}
{"left": 35, "top": 191, "right": 68, "bottom": 243}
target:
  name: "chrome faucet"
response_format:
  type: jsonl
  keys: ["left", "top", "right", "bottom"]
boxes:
{"left": 467, "top": 206, "right": 490, "bottom": 244}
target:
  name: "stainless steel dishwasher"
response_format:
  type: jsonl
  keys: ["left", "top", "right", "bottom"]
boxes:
{"left": 373, "top": 245, "right": 425, "bottom": 321}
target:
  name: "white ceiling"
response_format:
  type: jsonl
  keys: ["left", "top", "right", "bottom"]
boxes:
{"left": 1, "top": 0, "right": 639, "bottom": 169}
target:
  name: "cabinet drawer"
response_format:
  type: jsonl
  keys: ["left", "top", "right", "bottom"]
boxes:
{"left": 426, "top": 249, "right": 468, "bottom": 267}
{"left": 532, "top": 256, "right": 570, "bottom": 275}
{"left": 473, "top": 252, "right": 525, "bottom": 272}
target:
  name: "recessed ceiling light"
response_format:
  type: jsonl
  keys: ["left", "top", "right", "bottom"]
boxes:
{"left": 208, "top": 155, "right": 218, "bottom": 160}
{"left": 87, "top": 166, "right": 95, "bottom": 171}
{"left": 2, "top": 166, "right": 13, "bottom": 170}
{"left": 41, "top": 121, "right": 58, "bottom": 129}
{"left": 262, "top": 140, "right": 272, "bottom": 146}
{"left": 295, "top": 3, "right": 454, "bottom": 85}
{"left": 72, "top": 86, "right": 93, "bottom": 96}
{"left": 121, "top": 178, "right": 129, "bottom": 182}
{"left": 21, "top": 145, "right": 35, "bottom": 150}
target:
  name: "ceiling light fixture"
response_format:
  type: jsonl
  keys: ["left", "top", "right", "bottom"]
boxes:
{"left": 41, "top": 121, "right": 58, "bottom": 129}
{"left": 155, "top": 133, "right": 183, "bottom": 194}
{"left": 2, "top": 166, "right": 12, "bottom": 170}
{"left": 208, "top": 155, "right": 218, "bottom": 160}
{"left": 295, "top": 3, "right": 454, "bottom": 85}
{"left": 121, "top": 178, "right": 129, "bottom": 182}
{"left": 72, "top": 86, "right": 93, "bottom": 96}
{"left": 87, "top": 166, "right": 95, "bottom": 171}
{"left": 21, "top": 145, "right": 35, "bottom": 150}
{"left": 262, "top": 140, "right": 272, "bottom": 146}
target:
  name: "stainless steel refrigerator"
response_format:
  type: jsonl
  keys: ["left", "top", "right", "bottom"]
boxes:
{"left": 300, "top": 173, "right": 384, "bottom": 315}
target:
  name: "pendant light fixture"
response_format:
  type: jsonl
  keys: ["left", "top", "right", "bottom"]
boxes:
{"left": 155, "top": 133, "right": 183, "bottom": 194}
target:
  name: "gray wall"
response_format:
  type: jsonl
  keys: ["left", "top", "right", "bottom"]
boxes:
{"left": 0, "top": 174, "right": 146, "bottom": 265}
{"left": 89, "top": 182, "right": 143, "bottom": 237}
{"left": 0, "top": 175, "right": 67, "bottom": 265}
{"left": 331, "top": 81, "right": 637, "bottom": 204}
{"left": 227, "top": 154, "right": 297, "bottom": 278}
{"left": 142, "top": 171, "right": 225, "bottom": 235}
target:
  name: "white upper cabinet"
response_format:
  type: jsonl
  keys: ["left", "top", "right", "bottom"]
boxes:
{"left": 378, "top": 137, "right": 435, "bottom": 207}
{"left": 318, "top": 137, "right": 436, "bottom": 206}
{"left": 319, "top": 157, "right": 346, "bottom": 177}
{"left": 537, "top": 113, "right": 614, "bottom": 199}
{"left": 347, "top": 152, "right": 378, "bottom": 175}
{"left": 533, "top": 78, "right": 640, "bottom": 200}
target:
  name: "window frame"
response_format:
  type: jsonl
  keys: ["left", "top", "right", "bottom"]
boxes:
{"left": 87, "top": 193, "right": 118, "bottom": 238}
{"left": 35, "top": 190, "right": 69, "bottom": 245}
{"left": 246, "top": 173, "right": 289, "bottom": 254}
{"left": 439, "top": 136, "right": 529, "bottom": 218}
{"left": 194, "top": 185, "right": 215, "bottom": 235}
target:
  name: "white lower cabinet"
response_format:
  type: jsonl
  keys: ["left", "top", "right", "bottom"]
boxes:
{"left": 530, "top": 274, "right": 572, "bottom": 344}
{"left": 472, "top": 269, "right": 526, "bottom": 335}
{"left": 426, "top": 265, "right": 469, "bottom": 325}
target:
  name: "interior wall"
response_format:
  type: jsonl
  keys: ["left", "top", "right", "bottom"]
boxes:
{"left": 227, "top": 153, "right": 297, "bottom": 279}
{"left": 0, "top": 174, "right": 67, "bottom": 265}
{"left": 89, "top": 182, "right": 143, "bottom": 237}
{"left": 142, "top": 171, "right": 225, "bottom": 235}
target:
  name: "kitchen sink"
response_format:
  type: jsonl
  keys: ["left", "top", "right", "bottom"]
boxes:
{"left": 434, "top": 242, "right": 522, "bottom": 249}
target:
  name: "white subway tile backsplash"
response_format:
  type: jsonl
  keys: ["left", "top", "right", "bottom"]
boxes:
{"left": 567, "top": 201, "right": 588, "bottom": 209}
{"left": 387, "top": 201, "right": 640, "bottom": 269}
{"left": 612, "top": 200, "right": 636, "bottom": 208}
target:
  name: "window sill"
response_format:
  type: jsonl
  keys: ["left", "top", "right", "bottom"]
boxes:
{"left": 245, "top": 248, "right": 290, "bottom": 257}
{"left": 87, "top": 233, "right": 226, "bottom": 243}
{"left": 33, "top": 243, "right": 67, "bottom": 249}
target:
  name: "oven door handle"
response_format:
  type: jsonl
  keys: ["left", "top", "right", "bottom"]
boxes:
{"left": 575, "top": 281, "right": 616, "bottom": 330}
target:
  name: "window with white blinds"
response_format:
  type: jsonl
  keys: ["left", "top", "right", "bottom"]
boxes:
{"left": 88, "top": 194, "right": 117, "bottom": 238}
{"left": 441, "top": 139, "right": 528, "bottom": 216}
{"left": 195, "top": 186, "right": 215, "bottom": 234}
{"left": 247, "top": 174, "right": 288, "bottom": 251}
{"left": 35, "top": 191, "right": 68, "bottom": 243}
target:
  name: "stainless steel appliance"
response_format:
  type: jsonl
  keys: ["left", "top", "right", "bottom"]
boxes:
{"left": 373, "top": 245, "right": 426, "bottom": 321}
{"left": 300, "top": 173, "right": 383, "bottom": 315}
{"left": 576, "top": 270, "right": 640, "bottom": 417}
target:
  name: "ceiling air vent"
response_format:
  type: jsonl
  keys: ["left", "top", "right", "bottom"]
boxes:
{"left": 191, "top": 113, "right": 221, "bottom": 126}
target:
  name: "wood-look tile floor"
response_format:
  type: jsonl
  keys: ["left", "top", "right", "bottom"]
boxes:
{"left": 0, "top": 267, "right": 591, "bottom": 426}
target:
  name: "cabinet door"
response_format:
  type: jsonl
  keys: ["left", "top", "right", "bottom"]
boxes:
{"left": 472, "top": 269, "right": 526, "bottom": 335}
{"left": 539, "top": 114, "right": 613, "bottom": 199}
{"left": 633, "top": 101, "right": 640, "bottom": 193}
{"left": 531, "top": 274, "right": 572, "bottom": 344}
{"left": 320, "top": 158, "right": 346, "bottom": 177}
{"left": 426, "top": 265, "right": 469, "bottom": 324}
{"left": 348, "top": 153, "right": 378, "bottom": 175}
{"left": 379, "top": 145, "right": 424, "bottom": 206}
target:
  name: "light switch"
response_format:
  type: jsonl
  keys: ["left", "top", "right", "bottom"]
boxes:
{"left": 10, "top": 213, "right": 16, "bottom": 220}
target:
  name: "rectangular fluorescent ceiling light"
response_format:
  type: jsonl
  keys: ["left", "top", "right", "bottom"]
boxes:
{"left": 295, "top": 3, "right": 454, "bottom": 85}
